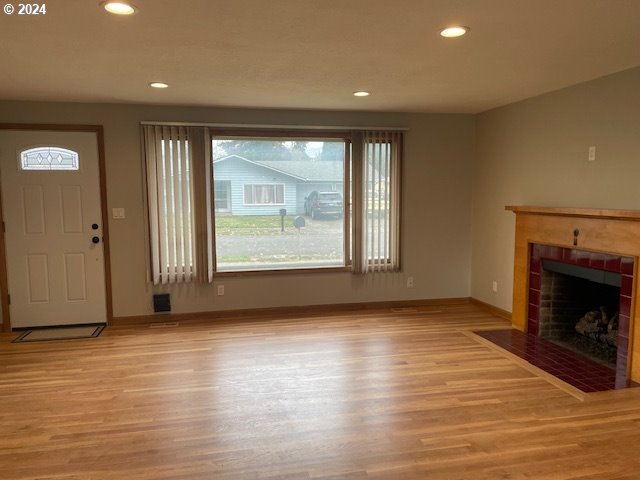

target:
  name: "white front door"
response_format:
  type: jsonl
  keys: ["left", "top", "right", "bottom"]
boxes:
{"left": 0, "top": 130, "right": 107, "bottom": 328}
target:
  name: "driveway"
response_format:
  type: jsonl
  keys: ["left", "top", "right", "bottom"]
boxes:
{"left": 216, "top": 217, "right": 345, "bottom": 267}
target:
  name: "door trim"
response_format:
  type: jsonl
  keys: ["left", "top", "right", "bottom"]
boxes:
{"left": 0, "top": 124, "right": 113, "bottom": 331}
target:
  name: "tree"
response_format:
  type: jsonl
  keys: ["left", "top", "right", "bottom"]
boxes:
{"left": 289, "top": 141, "right": 310, "bottom": 161}
{"left": 319, "top": 142, "right": 344, "bottom": 161}
{"left": 214, "top": 140, "right": 290, "bottom": 161}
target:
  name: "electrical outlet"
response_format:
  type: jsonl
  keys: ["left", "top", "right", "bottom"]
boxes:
{"left": 588, "top": 146, "right": 596, "bottom": 162}
{"left": 217, "top": 285, "right": 225, "bottom": 296}
{"left": 407, "top": 276, "right": 414, "bottom": 288}
{"left": 492, "top": 280, "right": 498, "bottom": 293}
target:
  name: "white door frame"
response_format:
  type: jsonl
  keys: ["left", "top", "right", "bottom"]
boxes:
{"left": 0, "top": 124, "right": 113, "bottom": 331}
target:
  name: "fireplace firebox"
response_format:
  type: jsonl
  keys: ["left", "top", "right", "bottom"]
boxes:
{"left": 527, "top": 245, "right": 632, "bottom": 388}
{"left": 539, "top": 260, "right": 620, "bottom": 365}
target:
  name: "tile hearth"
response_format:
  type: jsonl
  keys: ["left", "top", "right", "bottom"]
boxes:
{"left": 476, "top": 329, "right": 625, "bottom": 393}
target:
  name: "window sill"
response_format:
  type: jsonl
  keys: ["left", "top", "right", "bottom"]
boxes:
{"left": 214, "top": 266, "right": 351, "bottom": 277}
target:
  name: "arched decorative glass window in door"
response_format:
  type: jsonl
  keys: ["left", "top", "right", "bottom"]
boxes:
{"left": 20, "top": 146, "right": 79, "bottom": 171}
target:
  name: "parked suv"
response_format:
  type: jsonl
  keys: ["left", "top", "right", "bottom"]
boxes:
{"left": 304, "top": 191, "right": 343, "bottom": 219}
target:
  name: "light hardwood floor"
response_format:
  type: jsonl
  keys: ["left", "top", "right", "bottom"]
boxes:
{"left": 1, "top": 304, "right": 640, "bottom": 479}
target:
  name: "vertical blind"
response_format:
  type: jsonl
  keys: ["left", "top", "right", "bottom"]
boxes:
{"left": 189, "top": 127, "right": 215, "bottom": 283}
{"left": 143, "top": 126, "right": 215, "bottom": 284}
{"left": 354, "top": 130, "right": 403, "bottom": 273}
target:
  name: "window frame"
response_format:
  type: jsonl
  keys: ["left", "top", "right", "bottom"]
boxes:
{"left": 210, "top": 128, "right": 352, "bottom": 275}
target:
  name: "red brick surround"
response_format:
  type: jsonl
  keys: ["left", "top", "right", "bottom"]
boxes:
{"left": 528, "top": 244, "right": 632, "bottom": 388}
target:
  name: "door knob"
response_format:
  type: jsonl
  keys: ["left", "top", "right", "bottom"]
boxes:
{"left": 92, "top": 236, "right": 100, "bottom": 244}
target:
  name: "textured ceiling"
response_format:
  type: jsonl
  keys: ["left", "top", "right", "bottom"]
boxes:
{"left": 0, "top": 0, "right": 639, "bottom": 113}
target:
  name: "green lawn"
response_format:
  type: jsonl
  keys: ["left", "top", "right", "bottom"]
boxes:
{"left": 218, "top": 254, "right": 333, "bottom": 263}
{"left": 215, "top": 215, "right": 297, "bottom": 235}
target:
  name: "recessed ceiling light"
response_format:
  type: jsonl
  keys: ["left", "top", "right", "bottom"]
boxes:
{"left": 353, "top": 91, "right": 370, "bottom": 97}
{"left": 440, "top": 26, "right": 469, "bottom": 38}
{"left": 149, "top": 82, "right": 169, "bottom": 89}
{"left": 101, "top": 1, "right": 137, "bottom": 15}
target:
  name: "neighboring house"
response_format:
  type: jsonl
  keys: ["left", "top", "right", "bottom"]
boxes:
{"left": 213, "top": 155, "right": 343, "bottom": 215}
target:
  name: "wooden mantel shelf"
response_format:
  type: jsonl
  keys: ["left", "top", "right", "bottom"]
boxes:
{"left": 506, "top": 205, "right": 640, "bottom": 221}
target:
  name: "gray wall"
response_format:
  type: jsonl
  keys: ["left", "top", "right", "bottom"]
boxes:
{"left": 0, "top": 102, "right": 475, "bottom": 318}
{"left": 471, "top": 67, "right": 640, "bottom": 311}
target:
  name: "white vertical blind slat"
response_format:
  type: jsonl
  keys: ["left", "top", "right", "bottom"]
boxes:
{"left": 366, "top": 134, "right": 373, "bottom": 271}
{"left": 376, "top": 135, "right": 383, "bottom": 272}
{"left": 181, "top": 132, "right": 193, "bottom": 281}
{"left": 386, "top": 132, "right": 393, "bottom": 269}
{"left": 381, "top": 132, "right": 388, "bottom": 272}
{"left": 362, "top": 132, "right": 371, "bottom": 273}
{"left": 166, "top": 127, "right": 177, "bottom": 282}
{"left": 373, "top": 133, "right": 379, "bottom": 271}
{"left": 183, "top": 128, "right": 194, "bottom": 281}
{"left": 172, "top": 129, "right": 185, "bottom": 282}
{"left": 367, "top": 133, "right": 375, "bottom": 272}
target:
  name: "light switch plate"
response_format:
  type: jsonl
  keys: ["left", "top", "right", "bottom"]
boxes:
{"left": 112, "top": 207, "right": 126, "bottom": 219}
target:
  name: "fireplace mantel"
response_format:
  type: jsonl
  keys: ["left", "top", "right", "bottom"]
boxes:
{"left": 506, "top": 205, "right": 640, "bottom": 221}
{"left": 507, "top": 205, "right": 639, "bottom": 382}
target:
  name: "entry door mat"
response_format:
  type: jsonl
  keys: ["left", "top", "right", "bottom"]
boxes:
{"left": 12, "top": 324, "right": 105, "bottom": 343}
{"left": 474, "top": 329, "right": 619, "bottom": 393}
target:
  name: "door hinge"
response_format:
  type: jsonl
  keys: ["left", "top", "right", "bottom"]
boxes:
{"left": 2, "top": 222, "right": 4, "bottom": 233}
{"left": 7, "top": 294, "right": 10, "bottom": 305}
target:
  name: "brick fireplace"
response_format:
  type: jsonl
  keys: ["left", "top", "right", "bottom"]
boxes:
{"left": 527, "top": 244, "right": 632, "bottom": 387}
{"left": 507, "top": 206, "right": 639, "bottom": 387}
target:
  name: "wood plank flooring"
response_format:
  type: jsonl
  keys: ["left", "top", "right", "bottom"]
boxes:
{"left": 1, "top": 304, "right": 640, "bottom": 479}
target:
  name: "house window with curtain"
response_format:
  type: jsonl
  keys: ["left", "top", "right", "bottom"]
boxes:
{"left": 143, "top": 124, "right": 403, "bottom": 279}
{"left": 243, "top": 184, "right": 285, "bottom": 205}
